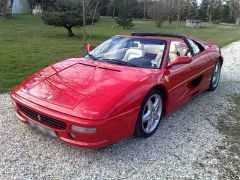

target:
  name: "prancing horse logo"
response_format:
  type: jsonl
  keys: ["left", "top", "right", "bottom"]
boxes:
{"left": 37, "top": 114, "right": 41, "bottom": 121}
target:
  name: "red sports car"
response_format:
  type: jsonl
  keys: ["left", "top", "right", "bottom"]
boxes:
{"left": 11, "top": 33, "right": 223, "bottom": 148}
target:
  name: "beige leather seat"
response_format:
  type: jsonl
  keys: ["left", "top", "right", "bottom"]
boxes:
{"left": 122, "top": 45, "right": 145, "bottom": 62}
{"left": 144, "top": 44, "right": 163, "bottom": 54}
{"left": 179, "top": 47, "right": 191, "bottom": 57}
{"left": 144, "top": 44, "right": 164, "bottom": 67}
{"left": 178, "top": 47, "right": 187, "bottom": 56}
{"left": 169, "top": 43, "right": 178, "bottom": 62}
{"left": 155, "top": 51, "right": 164, "bottom": 67}
{"left": 122, "top": 44, "right": 164, "bottom": 68}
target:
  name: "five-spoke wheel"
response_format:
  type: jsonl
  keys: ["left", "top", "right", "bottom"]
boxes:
{"left": 142, "top": 94, "right": 162, "bottom": 134}
{"left": 135, "top": 89, "right": 163, "bottom": 138}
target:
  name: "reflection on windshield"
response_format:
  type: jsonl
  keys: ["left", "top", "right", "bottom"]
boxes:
{"left": 86, "top": 36, "right": 166, "bottom": 68}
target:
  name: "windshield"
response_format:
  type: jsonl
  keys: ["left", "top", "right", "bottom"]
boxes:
{"left": 86, "top": 36, "right": 166, "bottom": 68}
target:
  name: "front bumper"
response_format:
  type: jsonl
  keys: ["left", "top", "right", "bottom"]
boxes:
{"left": 11, "top": 93, "right": 140, "bottom": 149}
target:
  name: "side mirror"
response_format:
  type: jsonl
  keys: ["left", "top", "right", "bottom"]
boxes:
{"left": 168, "top": 56, "right": 192, "bottom": 68}
{"left": 86, "top": 44, "right": 94, "bottom": 53}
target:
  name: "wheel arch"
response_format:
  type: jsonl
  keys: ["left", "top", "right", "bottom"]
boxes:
{"left": 151, "top": 84, "right": 168, "bottom": 114}
{"left": 218, "top": 56, "right": 223, "bottom": 67}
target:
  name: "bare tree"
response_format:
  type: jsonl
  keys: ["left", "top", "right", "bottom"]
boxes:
{"left": 141, "top": 0, "right": 149, "bottom": 19}
{"left": 171, "top": 0, "right": 198, "bottom": 32}
{"left": 89, "top": 0, "right": 99, "bottom": 40}
{"left": 82, "top": 0, "right": 87, "bottom": 46}
{"left": 82, "top": 0, "right": 97, "bottom": 44}
{"left": 109, "top": 0, "right": 118, "bottom": 18}
{"left": 175, "top": 0, "right": 188, "bottom": 33}
{"left": 166, "top": 0, "right": 176, "bottom": 24}
{"left": 143, "top": 0, "right": 146, "bottom": 19}
{"left": 208, "top": 0, "right": 220, "bottom": 23}
{"left": 149, "top": 0, "right": 169, "bottom": 27}
{"left": 82, "top": 0, "right": 101, "bottom": 43}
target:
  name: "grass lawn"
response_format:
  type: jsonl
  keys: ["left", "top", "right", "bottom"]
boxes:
{"left": 217, "top": 95, "right": 240, "bottom": 178}
{"left": 1, "top": 15, "right": 240, "bottom": 93}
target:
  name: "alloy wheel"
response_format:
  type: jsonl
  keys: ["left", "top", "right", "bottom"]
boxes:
{"left": 212, "top": 62, "right": 221, "bottom": 88}
{"left": 142, "top": 94, "right": 162, "bottom": 134}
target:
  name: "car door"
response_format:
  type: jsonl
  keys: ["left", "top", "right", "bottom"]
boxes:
{"left": 187, "top": 38, "right": 214, "bottom": 92}
{"left": 164, "top": 39, "right": 196, "bottom": 113}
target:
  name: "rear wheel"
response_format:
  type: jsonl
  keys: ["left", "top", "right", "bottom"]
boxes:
{"left": 135, "top": 89, "right": 163, "bottom": 138}
{"left": 208, "top": 61, "right": 222, "bottom": 91}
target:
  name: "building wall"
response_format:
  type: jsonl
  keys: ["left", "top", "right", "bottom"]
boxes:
{"left": 7, "top": 0, "right": 12, "bottom": 8}
{"left": 12, "top": 0, "right": 31, "bottom": 14}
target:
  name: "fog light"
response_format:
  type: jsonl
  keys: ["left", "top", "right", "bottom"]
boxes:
{"left": 71, "top": 125, "right": 96, "bottom": 134}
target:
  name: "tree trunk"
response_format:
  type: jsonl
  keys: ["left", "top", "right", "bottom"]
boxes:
{"left": 169, "top": 14, "right": 172, "bottom": 24}
{"left": 208, "top": 8, "right": 212, "bottom": 23}
{"left": 82, "top": 0, "right": 86, "bottom": 46}
{"left": 208, "top": 1, "right": 214, "bottom": 23}
{"left": 168, "top": 1, "right": 174, "bottom": 24}
{"left": 65, "top": 26, "right": 75, "bottom": 37}
{"left": 143, "top": 0, "right": 146, "bottom": 19}
{"left": 176, "top": 19, "right": 180, "bottom": 34}
{"left": 1, "top": 0, "right": 7, "bottom": 21}
{"left": 169, "top": 18, "right": 172, "bottom": 24}
{"left": 235, "top": 1, "right": 240, "bottom": 25}
{"left": 175, "top": 0, "right": 181, "bottom": 34}
{"left": 112, "top": 6, "right": 115, "bottom": 18}
{"left": 89, "top": 0, "right": 99, "bottom": 40}
{"left": 235, "top": 16, "right": 240, "bottom": 25}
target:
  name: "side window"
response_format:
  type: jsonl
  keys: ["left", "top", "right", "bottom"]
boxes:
{"left": 187, "top": 39, "right": 204, "bottom": 55}
{"left": 169, "top": 40, "right": 191, "bottom": 62}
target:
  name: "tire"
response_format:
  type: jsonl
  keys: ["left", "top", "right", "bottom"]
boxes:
{"left": 208, "top": 60, "right": 222, "bottom": 91}
{"left": 134, "top": 89, "right": 163, "bottom": 138}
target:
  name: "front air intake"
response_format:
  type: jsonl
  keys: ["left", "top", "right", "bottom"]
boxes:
{"left": 18, "top": 104, "right": 66, "bottom": 130}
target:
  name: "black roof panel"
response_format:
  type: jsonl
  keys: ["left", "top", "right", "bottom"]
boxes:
{"left": 131, "top": 32, "right": 185, "bottom": 39}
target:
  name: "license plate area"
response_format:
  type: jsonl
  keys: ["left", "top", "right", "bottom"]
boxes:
{"left": 27, "top": 119, "right": 58, "bottom": 138}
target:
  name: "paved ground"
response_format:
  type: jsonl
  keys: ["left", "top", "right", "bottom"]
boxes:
{"left": 0, "top": 42, "right": 240, "bottom": 179}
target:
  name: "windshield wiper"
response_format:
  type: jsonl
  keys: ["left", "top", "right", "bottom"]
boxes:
{"left": 101, "top": 58, "right": 137, "bottom": 67}
{"left": 87, "top": 53, "right": 99, "bottom": 61}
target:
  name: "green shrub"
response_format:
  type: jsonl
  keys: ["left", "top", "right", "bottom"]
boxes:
{"left": 115, "top": 11, "right": 134, "bottom": 29}
{"left": 155, "top": 20, "right": 165, "bottom": 27}
{"left": 212, "top": 19, "right": 221, "bottom": 24}
{"left": 42, "top": 0, "right": 100, "bottom": 37}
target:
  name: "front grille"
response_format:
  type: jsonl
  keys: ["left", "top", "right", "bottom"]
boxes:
{"left": 18, "top": 104, "right": 66, "bottom": 130}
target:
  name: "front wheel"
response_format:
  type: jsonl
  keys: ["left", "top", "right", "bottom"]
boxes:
{"left": 208, "top": 61, "right": 222, "bottom": 91}
{"left": 134, "top": 89, "right": 163, "bottom": 138}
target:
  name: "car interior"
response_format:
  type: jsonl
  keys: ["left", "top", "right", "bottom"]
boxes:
{"left": 121, "top": 39, "right": 192, "bottom": 68}
{"left": 168, "top": 40, "right": 192, "bottom": 63}
{"left": 120, "top": 42, "right": 165, "bottom": 68}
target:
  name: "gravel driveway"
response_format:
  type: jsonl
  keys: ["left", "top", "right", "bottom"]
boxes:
{"left": 1, "top": 42, "right": 240, "bottom": 179}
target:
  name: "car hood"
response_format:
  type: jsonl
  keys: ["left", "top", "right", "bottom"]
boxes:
{"left": 16, "top": 58, "right": 154, "bottom": 119}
